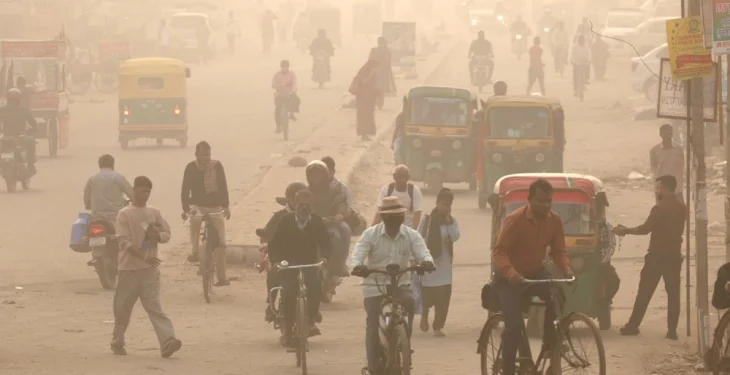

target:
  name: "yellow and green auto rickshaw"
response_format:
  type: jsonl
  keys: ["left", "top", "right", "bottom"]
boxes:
{"left": 118, "top": 58, "right": 191, "bottom": 149}
{"left": 475, "top": 95, "right": 565, "bottom": 208}
{"left": 488, "top": 173, "right": 613, "bottom": 331}
{"left": 401, "top": 86, "right": 477, "bottom": 191}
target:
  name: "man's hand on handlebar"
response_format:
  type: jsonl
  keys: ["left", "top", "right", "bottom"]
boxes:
{"left": 420, "top": 260, "right": 435, "bottom": 271}
{"left": 351, "top": 264, "right": 368, "bottom": 277}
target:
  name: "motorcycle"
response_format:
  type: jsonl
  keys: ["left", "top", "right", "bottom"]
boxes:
{"left": 0, "top": 136, "right": 33, "bottom": 192}
{"left": 554, "top": 45, "right": 568, "bottom": 77}
{"left": 512, "top": 34, "right": 527, "bottom": 60}
{"left": 312, "top": 50, "right": 331, "bottom": 89}
{"left": 471, "top": 54, "right": 492, "bottom": 92}
{"left": 86, "top": 217, "right": 119, "bottom": 290}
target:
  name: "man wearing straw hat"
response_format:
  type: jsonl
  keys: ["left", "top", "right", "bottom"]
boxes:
{"left": 350, "top": 196, "right": 435, "bottom": 375}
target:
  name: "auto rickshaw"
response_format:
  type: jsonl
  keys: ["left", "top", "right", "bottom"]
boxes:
{"left": 401, "top": 86, "right": 477, "bottom": 191}
{"left": 475, "top": 95, "right": 565, "bottom": 208}
{"left": 487, "top": 173, "right": 612, "bottom": 332}
{"left": 118, "top": 58, "right": 191, "bottom": 149}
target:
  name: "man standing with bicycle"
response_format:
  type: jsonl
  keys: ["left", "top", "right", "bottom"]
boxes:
{"left": 181, "top": 141, "right": 231, "bottom": 286}
{"left": 272, "top": 59, "right": 298, "bottom": 133}
{"left": 269, "top": 189, "right": 332, "bottom": 348}
{"left": 350, "top": 196, "right": 434, "bottom": 375}
{"left": 492, "top": 179, "right": 573, "bottom": 375}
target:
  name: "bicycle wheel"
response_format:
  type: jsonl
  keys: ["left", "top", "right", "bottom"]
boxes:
{"left": 478, "top": 313, "right": 505, "bottom": 375}
{"left": 711, "top": 311, "right": 730, "bottom": 375}
{"left": 296, "top": 297, "right": 308, "bottom": 374}
{"left": 392, "top": 324, "right": 411, "bottom": 375}
{"left": 552, "top": 312, "right": 606, "bottom": 375}
{"left": 202, "top": 240, "right": 213, "bottom": 303}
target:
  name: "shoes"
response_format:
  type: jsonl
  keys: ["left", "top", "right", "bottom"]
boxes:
{"left": 161, "top": 338, "right": 182, "bottom": 358}
{"left": 433, "top": 329, "right": 445, "bottom": 337}
{"left": 619, "top": 325, "right": 640, "bottom": 336}
{"left": 666, "top": 331, "right": 678, "bottom": 340}
{"left": 419, "top": 315, "right": 429, "bottom": 332}
{"left": 309, "top": 323, "right": 321, "bottom": 336}
{"left": 265, "top": 306, "right": 276, "bottom": 322}
{"left": 186, "top": 254, "right": 199, "bottom": 263}
{"left": 110, "top": 343, "right": 126, "bottom": 356}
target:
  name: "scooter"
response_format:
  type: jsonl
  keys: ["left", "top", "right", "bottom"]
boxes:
{"left": 512, "top": 34, "right": 527, "bottom": 60}
{"left": 86, "top": 217, "right": 118, "bottom": 290}
{"left": 471, "top": 54, "right": 492, "bottom": 92}
{"left": 312, "top": 50, "right": 331, "bottom": 89}
{"left": 0, "top": 135, "right": 34, "bottom": 193}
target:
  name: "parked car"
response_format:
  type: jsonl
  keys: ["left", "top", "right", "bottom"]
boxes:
{"left": 626, "top": 17, "right": 673, "bottom": 56}
{"left": 631, "top": 43, "right": 667, "bottom": 103}
{"left": 601, "top": 8, "right": 647, "bottom": 52}
{"left": 640, "top": 0, "right": 681, "bottom": 17}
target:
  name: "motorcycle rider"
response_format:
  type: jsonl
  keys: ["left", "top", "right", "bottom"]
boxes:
{"left": 537, "top": 9, "right": 557, "bottom": 35}
{"left": 271, "top": 60, "right": 298, "bottom": 132}
{"left": 510, "top": 15, "right": 531, "bottom": 49}
{"left": 261, "top": 181, "right": 308, "bottom": 322}
{"left": 261, "top": 9, "right": 277, "bottom": 53}
{"left": 493, "top": 81, "right": 508, "bottom": 96}
{"left": 468, "top": 31, "right": 494, "bottom": 84}
{"left": 309, "top": 29, "right": 335, "bottom": 82}
{"left": 0, "top": 88, "right": 38, "bottom": 174}
{"left": 551, "top": 21, "right": 569, "bottom": 73}
{"left": 305, "top": 160, "right": 351, "bottom": 278}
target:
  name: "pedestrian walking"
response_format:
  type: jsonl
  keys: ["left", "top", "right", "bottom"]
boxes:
{"left": 372, "top": 165, "right": 423, "bottom": 229}
{"left": 418, "top": 188, "right": 460, "bottom": 337}
{"left": 613, "top": 175, "right": 686, "bottom": 340}
{"left": 350, "top": 59, "right": 380, "bottom": 141}
{"left": 112, "top": 176, "right": 181, "bottom": 358}
{"left": 591, "top": 35, "right": 610, "bottom": 81}
{"left": 650, "top": 124, "right": 685, "bottom": 203}
{"left": 526, "top": 36, "right": 545, "bottom": 95}
{"left": 181, "top": 141, "right": 232, "bottom": 287}
{"left": 369, "top": 36, "right": 397, "bottom": 109}
{"left": 158, "top": 20, "right": 171, "bottom": 56}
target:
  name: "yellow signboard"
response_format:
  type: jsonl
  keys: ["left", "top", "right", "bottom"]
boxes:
{"left": 666, "top": 16, "right": 714, "bottom": 81}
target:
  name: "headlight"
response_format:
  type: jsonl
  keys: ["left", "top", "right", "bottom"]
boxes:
{"left": 571, "top": 257, "right": 584, "bottom": 271}
{"left": 471, "top": 19, "right": 477, "bottom": 25}
{"left": 543, "top": 27, "right": 550, "bottom": 32}
{"left": 497, "top": 15, "right": 504, "bottom": 21}
{"left": 535, "top": 153, "right": 545, "bottom": 162}
{"left": 516, "top": 34, "right": 523, "bottom": 40}
{"left": 452, "top": 140, "right": 462, "bottom": 150}
{"left": 492, "top": 153, "right": 502, "bottom": 163}
{"left": 412, "top": 139, "right": 422, "bottom": 148}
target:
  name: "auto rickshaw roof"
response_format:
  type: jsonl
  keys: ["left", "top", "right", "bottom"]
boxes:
{"left": 494, "top": 173, "right": 604, "bottom": 197}
{"left": 119, "top": 58, "right": 187, "bottom": 74}
{"left": 171, "top": 12, "right": 210, "bottom": 18}
{"left": 486, "top": 95, "right": 561, "bottom": 106}
{"left": 407, "top": 86, "right": 472, "bottom": 100}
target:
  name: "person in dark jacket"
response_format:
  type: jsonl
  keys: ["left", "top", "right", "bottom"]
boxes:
{"left": 180, "top": 141, "right": 231, "bottom": 286}
{"left": 269, "top": 188, "right": 332, "bottom": 348}
{"left": 262, "top": 181, "right": 307, "bottom": 321}
{"left": 0, "top": 88, "right": 38, "bottom": 172}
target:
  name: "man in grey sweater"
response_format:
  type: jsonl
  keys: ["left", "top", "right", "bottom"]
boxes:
{"left": 112, "top": 176, "right": 181, "bottom": 358}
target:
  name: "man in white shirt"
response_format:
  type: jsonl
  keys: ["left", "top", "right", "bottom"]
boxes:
{"left": 650, "top": 124, "right": 685, "bottom": 203}
{"left": 350, "top": 196, "right": 434, "bottom": 375}
{"left": 571, "top": 34, "right": 591, "bottom": 96}
{"left": 372, "top": 165, "right": 423, "bottom": 229}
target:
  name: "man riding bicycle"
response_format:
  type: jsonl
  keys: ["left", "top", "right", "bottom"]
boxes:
{"left": 261, "top": 181, "right": 308, "bottom": 322}
{"left": 268, "top": 188, "right": 332, "bottom": 348}
{"left": 350, "top": 196, "right": 434, "bottom": 375}
{"left": 492, "top": 179, "right": 573, "bottom": 375}
{"left": 271, "top": 59, "right": 298, "bottom": 133}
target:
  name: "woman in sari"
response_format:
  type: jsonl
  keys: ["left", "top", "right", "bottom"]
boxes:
{"left": 350, "top": 59, "right": 380, "bottom": 141}
{"left": 369, "top": 37, "right": 397, "bottom": 109}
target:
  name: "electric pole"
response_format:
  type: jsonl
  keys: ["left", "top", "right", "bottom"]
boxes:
{"left": 690, "top": 0, "right": 710, "bottom": 356}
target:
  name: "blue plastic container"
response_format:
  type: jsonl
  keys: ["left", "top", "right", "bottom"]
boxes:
{"left": 70, "top": 213, "right": 91, "bottom": 253}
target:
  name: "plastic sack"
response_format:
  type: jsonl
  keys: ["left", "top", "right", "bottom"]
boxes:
{"left": 69, "top": 213, "right": 90, "bottom": 253}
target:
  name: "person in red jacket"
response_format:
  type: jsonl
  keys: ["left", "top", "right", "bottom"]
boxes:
{"left": 492, "top": 179, "right": 573, "bottom": 375}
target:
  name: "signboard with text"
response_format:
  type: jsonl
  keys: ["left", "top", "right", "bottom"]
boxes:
{"left": 712, "top": 0, "right": 730, "bottom": 54}
{"left": 666, "top": 16, "right": 714, "bottom": 80}
{"left": 657, "top": 58, "right": 719, "bottom": 121}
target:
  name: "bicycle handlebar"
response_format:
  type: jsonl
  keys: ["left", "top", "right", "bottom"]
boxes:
{"left": 351, "top": 265, "right": 434, "bottom": 278}
{"left": 277, "top": 260, "right": 324, "bottom": 271}
{"left": 522, "top": 276, "right": 576, "bottom": 284}
{"left": 187, "top": 211, "right": 225, "bottom": 218}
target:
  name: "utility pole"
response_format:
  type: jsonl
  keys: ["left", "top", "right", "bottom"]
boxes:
{"left": 690, "top": 0, "right": 710, "bottom": 357}
{"left": 726, "top": 54, "right": 730, "bottom": 263}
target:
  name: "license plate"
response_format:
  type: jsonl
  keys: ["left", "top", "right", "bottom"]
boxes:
{"left": 430, "top": 150, "right": 442, "bottom": 157}
{"left": 89, "top": 237, "right": 107, "bottom": 247}
{"left": 1, "top": 153, "right": 13, "bottom": 159}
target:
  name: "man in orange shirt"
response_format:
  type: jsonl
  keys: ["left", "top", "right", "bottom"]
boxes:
{"left": 493, "top": 179, "right": 573, "bottom": 375}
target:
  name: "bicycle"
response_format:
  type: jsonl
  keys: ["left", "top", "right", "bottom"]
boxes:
{"left": 477, "top": 276, "right": 607, "bottom": 375}
{"left": 187, "top": 211, "right": 224, "bottom": 303}
{"left": 352, "top": 263, "right": 435, "bottom": 375}
{"left": 707, "top": 305, "right": 730, "bottom": 374}
{"left": 274, "top": 94, "right": 291, "bottom": 141}
{"left": 277, "top": 260, "right": 325, "bottom": 375}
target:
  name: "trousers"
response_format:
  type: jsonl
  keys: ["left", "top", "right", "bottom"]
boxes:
{"left": 189, "top": 205, "right": 227, "bottom": 281}
{"left": 112, "top": 267, "right": 175, "bottom": 348}
{"left": 627, "top": 252, "right": 682, "bottom": 333}
{"left": 281, "top": 267, "right": 321, "bottom": 333}
{"left": 328, "top": 222, "right": 352, "bottom": 276}
{"left": 526, "top": 67, "right": 545, "bottom": 95}
{"left": 364, "top": 286, "right": 415, "bottom": 373}
{"left": 422, "top": 284, "right": 452, "bottom": 330}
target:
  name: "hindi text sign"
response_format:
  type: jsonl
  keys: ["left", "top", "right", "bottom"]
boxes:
{"left": 657, "top": 58, "right": 719, "bottom": 121}
{"left": 666, "top": 16, "right": 714, "bottom": 80}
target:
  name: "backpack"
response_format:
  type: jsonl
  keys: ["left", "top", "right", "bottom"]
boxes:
{"left": 387, "top": 182, "right": 414, "bottom": 212}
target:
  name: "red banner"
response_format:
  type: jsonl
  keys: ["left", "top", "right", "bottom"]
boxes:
{"left": 1, "top": 40, "right": 66, "bottom": 59}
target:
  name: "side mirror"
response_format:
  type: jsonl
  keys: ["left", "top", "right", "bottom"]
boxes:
{"left": 487, "top": 193, "right": 500, "bottom": 209}
{"left": 185, "top": 67, "right": 191, "bottom": 78}
{"left": 596, "top": 191, "right": 609, "bottom": 207}
{"left": 275, "top": 197, "right": 287, "bottom": 206}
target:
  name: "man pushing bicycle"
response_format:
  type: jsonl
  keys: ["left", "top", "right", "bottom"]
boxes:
{"left": 350, "top": 196, "right": 434, "bottom": 375}
{"left": 492, "top": 179, "right": 573, "bottom": 375}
